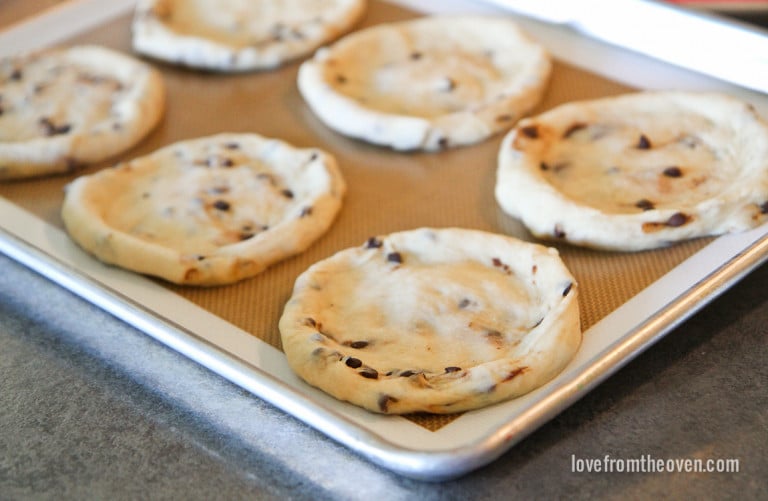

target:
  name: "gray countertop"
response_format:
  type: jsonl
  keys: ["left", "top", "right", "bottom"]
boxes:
{"left": 1, "top": 251, "right": 766, "bottom": 499}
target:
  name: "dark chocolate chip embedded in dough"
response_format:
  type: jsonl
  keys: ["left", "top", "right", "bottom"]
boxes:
{"left": 281, "top": 189, "right": 294, "bottom": 199}
{"left": 223, "top": 142, "right": 240, "bottom": 150}
{"left": 300, "top": 206, "right": 313, "bottom": 218}
{"left": 359, "top": 368, "right": 378, "bottom": 379}
{"left": 349, "top": 341, "right": 369, "bottom": 349}
{"left": 378, "top": 394, "right": 398, "bottom": 412}
{"left": 10, "top": 69, "right": 22, "bottom": 80}
{"left": 554, "top": 225, "right": 566, "bottom": 239}
{"left": 444, "top": 366, "right": 462, "bottom": 373}
{"left": 304, "top": 317, "right": 317, "bottom": 328}
{"left": 636, "top": 134, "right": 652, "bottom": 149}
{"left": 520, "top": 124, "right": 539, "bottom": 139}
{"left": 410, "top": 51, "right": 423, "bottom": 60}
{"left": 345, "top": 357, "right": 363, "bottom": 369}
{"left": 212, "top": 199, "right": 230, "bottom": 211}
{"left": 662, "top": 166, "right": 683, "bottom": 178}
{"left": 503, "top": 367, "right": 527, "bottom": 381}
{"left": 365, "top": 237, "right": 383, "bottom": 249}
{"left": 387, "top": 252, "right": 403, "bottom": 264}
{"left": 437, "top": 137, "right": 449, "bottom": 149}
{"left": 666, "top": 212, "right": 690, "bottom": 227}
{"left": 760, "top": 201, "right": 768, "bottom": 214}
{"left": 562, "top": 282, "right": 573, "bottom": 297}
{"left": 39, "top": 117, "right": 71, "bottom": 136}
{"left": 399, "top": 370, "right": 417, "bottom": 378}
{"left": 458, "top": 298, "right": 471, "bottom": 309}
{"left": 635, "top": 199, "right": 655, "bottom": 211}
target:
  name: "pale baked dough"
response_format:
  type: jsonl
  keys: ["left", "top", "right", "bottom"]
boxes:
{"left": 496, "top": 91, "right": 768, "bottom": 251}
{"left": 280, "top": 228, "right": 581, "bottom": 414}
{"left": 132, "top": 0, "right": 366, "bottom": 71}
{"left": 0, "top": 45, "right": 164, "bottom": 180}
{"left": 61, "top": 133, "right": 346, "bottom": 286}
{"left": 297, "top": 15, "right": 551, "bottom": 151}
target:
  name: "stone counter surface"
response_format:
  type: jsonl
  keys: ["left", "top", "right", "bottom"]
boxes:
{"left": 1, "top": 251, "right": 766, "bottom": 499}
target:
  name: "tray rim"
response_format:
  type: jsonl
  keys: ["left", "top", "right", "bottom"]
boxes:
{"left": 1, "top": 0, "right": 767, "bottom": 481}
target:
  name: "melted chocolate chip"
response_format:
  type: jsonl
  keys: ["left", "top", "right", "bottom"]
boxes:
{"left": 239, "top": 232, "right": 255, "bottom": 241}
{"left": 349, "top": 341, "right": 369, "bottom": 349}
{"left": 365, "top": 237, "right": 383, "bottom": 249}
{"left": 281, "top": 189, "right": 294, "bottom": 199}
{"left": 444, "top": 366, "right": 462, "bottom": 373}
{"left": 562, "top": 282, "right": 573, "bottom": 297}
{"left": 359, "top": 368, "right": 379, "bottom": 379}
{"left": 635, "top": 199, "right": 655, "bottom": 211}
{"left": 636, "top": 134, "right": 652, "bottom": 149}
{"left": 399, "top": 370, "right": 417, "bottom": 378}
{"left": 387, "top": 252, "right": 403, "bottom": 264}
{"left": 378, "top": 394, "right": 398, "bottom": 412}
{"left": 520, "top": 124, "right": 539, "bottom": 139}
{"left": 663, "top": 166, "right": 683, "bottom": 178}
{"left": 212, "top": 200, "right": 230, "bottom": 211}
{"left": 666, "top": 212, "right": 690, "bottom": 227}
{"left": 39, "top": 117, "right": 71, "bottom": 136}
{"left": 345, "top": 357, "right": 362, "bottom": 369}
{"left": 540, "top": 162, "right": 550, "bottom": 171}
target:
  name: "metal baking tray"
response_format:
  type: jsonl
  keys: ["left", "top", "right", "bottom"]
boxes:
{"left": 1, "top": 0, "right": 766, "bottom": 480}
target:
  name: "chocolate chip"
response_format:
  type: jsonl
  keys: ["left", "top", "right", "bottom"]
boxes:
{"left": 458, "top": 298, "right": 471, "bottom": 309}
{"left": 387, "top": 252, "right": 402, "bottom": 264}
{"left": 760, "top": 201, "right": 768, "bottom": 214}
{"left": 399, "top": 370, "right": 417, "bottom": 378}
{"left": 666, "top": 212, "right": 690, "bottom": 227}
{"left": 662, "top": 166, "right": 683, "bottom": 178}
{"left": 281, "top": 189, "right": 294, "bottom": 199}
{"left": 39, "top": 117, "right": 71, "bottom": 136}
{"left": 10, "top": 69, "right": 22, "bottom": 80}
{"left": 349, "top": 341, "right": 369, "bottom": 349}
{"left": 437, "top": 137, "right": 449, "bottom": 149}
{"left": 365, "top": 237, "right": 383, "bottom": 249}
{"left": 562, "top": 282, "right": 573, "bottom": 297}
{"left": 304, "top": 317, "right": 317, "bottom": 327}
{"left": 410, "top": 52, "right": 423, "bottom": 60}
{"left": 563, "top": 122, "right": 588, "bottom": 138}
{"left": 212, "top": 200, "right": 230, "bottom": 211}
{"left": 239, "top": 232, "right": 255, "bottom": 241}
{"left": 345, "top": 357, "right": 362, "bottom": 369}
{"left": 520, "top": 124, "right": 539, "bottom": 139}
{"left": 300, "top": 206, "right": 313, "bottom": 218}
{"left": 539, "top": 162, "right": 550, "bottom": 171}
{"left": 492, "top": 257, "right": 503, "bottom": 267}
{"left": 223, "top": 142, "right": 240, "bottom": 150}
{"left": 359, "top": 368, "right": 379, "bottom": 379}
{"left": 378, "top": 394, "right": 398, "bottom": 412}
{"left": 635, "top": 199, "right": 655, "bottom": 211}
{"left": 309, "top": 152, "right": 319, "bottom": 161}
{"left": 445, "top": 366, "right": 462, "bottom": 373}
{"left": 636, "top": 134, "right": 652, "bottom": 149}
{"left": 554, "top": 225, "right": 566, "bottom": 239}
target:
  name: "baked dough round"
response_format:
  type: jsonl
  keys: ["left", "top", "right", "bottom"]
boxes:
{"left": 280, "top": 228, "right": 581, "bottom": 414}
{"left": 62, "top": 133, "right": 346, "bottom": 286}
{"left": 297, "top": 15, "right": 551, "bottom": 151}
{"left": 132, "top": 0, "right": 366, "bottom": 71}
{"left": 0, "top": 45, "right": 164, "bottom": 180}
{"left": 495, "top": 91, "right": 768, "bottom": 251}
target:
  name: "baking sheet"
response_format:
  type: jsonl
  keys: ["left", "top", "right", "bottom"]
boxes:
{"left": 1, "top": 0, "right": 766, "bottom": 480}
